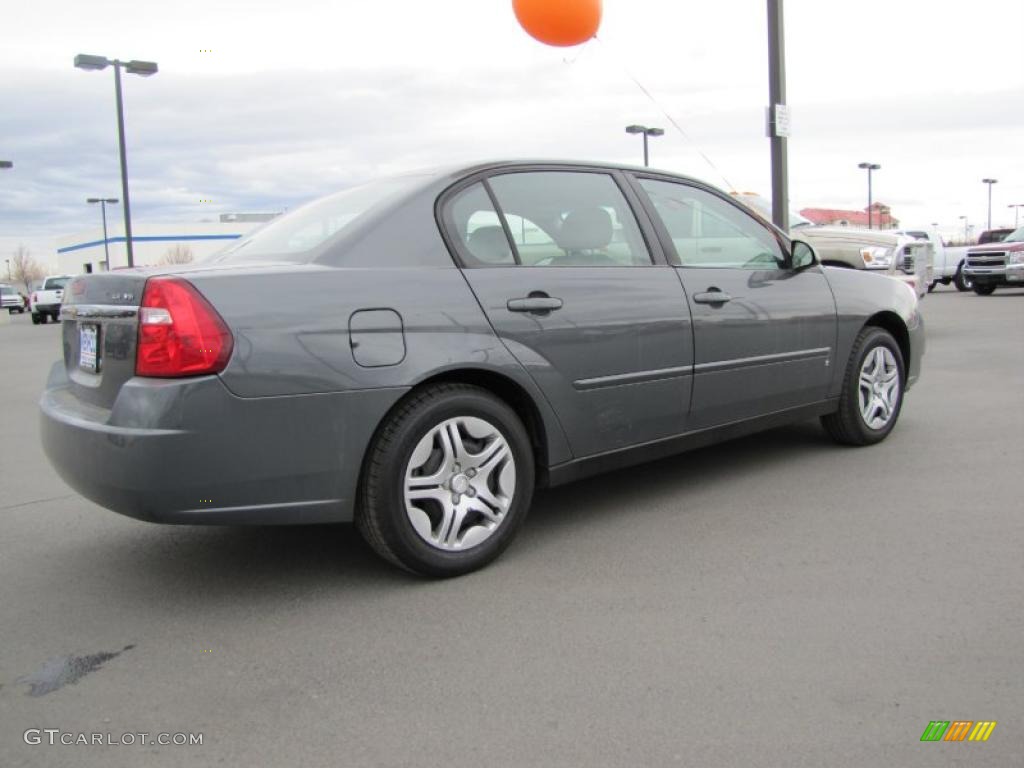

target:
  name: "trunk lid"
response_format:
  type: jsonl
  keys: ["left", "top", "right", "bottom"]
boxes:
{"left": 60, "top": 272, "right": 149, "bottom": 410}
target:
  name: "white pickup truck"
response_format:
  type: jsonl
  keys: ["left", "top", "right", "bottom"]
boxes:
{"left": 30, "top": 275, "right": 73, "bottom": 325}
{"left": 894, "top": 228, "right": 971, "bottom": 292}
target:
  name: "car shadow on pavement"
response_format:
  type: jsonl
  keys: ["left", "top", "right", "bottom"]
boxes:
{"left": 526, "top": 420, "right": 832, "bottom": 539}
{"left": 56, "top": 421, "right": 835, "bottom": 600}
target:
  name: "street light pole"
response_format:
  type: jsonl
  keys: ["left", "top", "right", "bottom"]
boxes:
{"left": 858, "top": 162, "right": 881, "bottom": 229}
{"left": 87, "top": 198, "right": 119, "bottom": 269}
{"left": 625, "top": 125, "right": 664, "bottom": 167}
{"left": 1010, "top": 204, "right": 1024, "bottom": 229}
{"left": 981, "top": 179, "right": 998, "bottom": 230}
{"left": 75, "top": 54, "right": 158, "bottom": 269}
{"left": 111, "top": 62, "right": 136, "bottom": 268}
{"left": 959, "top": 215, "right": 968, "bottom": 244}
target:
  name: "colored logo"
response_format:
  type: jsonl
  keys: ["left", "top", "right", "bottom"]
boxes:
{"left": 921, "top": 721, "right": 997, "bottom": 742}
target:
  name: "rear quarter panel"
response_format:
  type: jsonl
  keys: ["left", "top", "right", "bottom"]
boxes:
{"left": 186, "top": 264, "right": 573, "bottom": 466}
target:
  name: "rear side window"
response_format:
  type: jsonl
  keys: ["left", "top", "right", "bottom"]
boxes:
{"left": 639, "top": 179, "right": 785, "bottom": 269}
{"left": 447, "top": 183, "right": 516, "bottom": 266}
{"left": 488, "top": 172, "right": 652, "bottom": 267}
{"left": 43, "top": 277, "right": 70, "bottom": 290}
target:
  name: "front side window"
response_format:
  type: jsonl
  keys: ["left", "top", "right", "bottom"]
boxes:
{"left": 487, "top": 172, "right": 653, "bottom": 267}
{"left": 639, "top": 179, "right": 786, "bottom": 269}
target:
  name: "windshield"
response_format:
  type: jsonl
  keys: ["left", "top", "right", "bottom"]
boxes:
{"left": 0, "top": 285, "right": 14, "bottom": 295}
{"left": 212, "top": 176, "right": 426, "bottom": 262}
{"left": 43, "top": 277, "right": 70, "bottom": 290}
{"left": 1003, "top": 226, "right": 1024, "bottom": 243}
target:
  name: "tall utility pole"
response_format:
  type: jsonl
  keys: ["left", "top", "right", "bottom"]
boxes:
{"left": 767, "top": 0, "right": 789, "bottom": 232}
{"left": 1010, "top": 204, "right": 1024, "bottom": 229}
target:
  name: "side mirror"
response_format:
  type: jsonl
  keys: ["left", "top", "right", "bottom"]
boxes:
{"left": 791, "top": 240, "right": 817, "bottom": 270}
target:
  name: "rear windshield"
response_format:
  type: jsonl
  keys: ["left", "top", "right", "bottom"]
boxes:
{"left": 210, "top": 176, "right": 426, "bottom": 263}
{"left": 43, "top": 277, "right": 70, "bottom": 290}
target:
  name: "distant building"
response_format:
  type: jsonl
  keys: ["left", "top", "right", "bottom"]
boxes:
{"left": 54, "top": 214, "right": 279, "bottom": 275}
{"left": 800, "top": 202, "right": 899, "bottom": 230}
{"left": 218, "top": 212, "right": 280, "bottom": 224}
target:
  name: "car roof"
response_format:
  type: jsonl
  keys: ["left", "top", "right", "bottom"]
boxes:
{"left": 422, "top": 159, "right": 711, "bottom": 187}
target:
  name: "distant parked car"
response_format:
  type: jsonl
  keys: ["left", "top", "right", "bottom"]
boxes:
{"left": 1, "top": 284, "right": 26, "bottom": 313}
{"left": 963, "top": 226, "right": 1024, "bottom": 295}
{"left": 732, "top": 193, "right": 931, "bottom": 298}
{"left": 30, "top": 275, "right": 72, "bottom": 324}
{"left": 41, "top": 161, "right": 924, "bottom": 576}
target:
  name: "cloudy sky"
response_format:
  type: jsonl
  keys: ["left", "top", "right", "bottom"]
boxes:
{"left": 2, "top": 0, "right": 1022, "bottom": 264}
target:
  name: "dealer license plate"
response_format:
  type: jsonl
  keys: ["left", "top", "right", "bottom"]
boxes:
{"left": 80, "top": 324, "right": 98, "bottom": 372}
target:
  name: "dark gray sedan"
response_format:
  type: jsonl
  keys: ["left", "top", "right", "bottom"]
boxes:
{"left": 41, "top": 161, "right": 923, "bottom": 576}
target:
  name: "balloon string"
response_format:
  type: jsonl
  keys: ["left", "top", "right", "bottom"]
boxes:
{"left": 561, "top": 37, "right": 594, "bottom": 65}
{"left": 591, "top": 35, "right": 736, "bottom": 191}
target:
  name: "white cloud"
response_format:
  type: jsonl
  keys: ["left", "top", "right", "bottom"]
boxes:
{"left": 2, "top": 0, "right": 1023, "bottom": 250}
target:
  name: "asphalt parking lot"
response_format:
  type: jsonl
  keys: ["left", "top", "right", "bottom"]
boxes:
{"left": 1, "top": 286, "right": 1021, "bottom": 767}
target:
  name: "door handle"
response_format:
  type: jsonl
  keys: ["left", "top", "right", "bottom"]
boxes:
{"left": 507, "top": 295, "right": 563, "bottom": 314}
{"left": 692, "top": 289, "right": 732, "bottom": 305}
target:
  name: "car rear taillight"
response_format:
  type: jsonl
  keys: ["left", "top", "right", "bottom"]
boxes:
{"left": 135, "top": 277, "right": 233, "bottom": 377}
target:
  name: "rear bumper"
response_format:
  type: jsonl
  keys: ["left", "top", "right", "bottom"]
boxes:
{"left": 906, "top": 310, "right": 924, "bottom": 391}
{"left": 40, "top": 362, "right": 407, "bottom": 525}
{"left": 893, "top": 273, "right": 926, "bottom": 298}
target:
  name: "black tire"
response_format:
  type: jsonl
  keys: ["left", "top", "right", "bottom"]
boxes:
{"left": 927, "top": 281, "right": 937, "bottom": 293}
{"left": 356, "top": 383, "right": 535, "bottom": 577}
{"left": 31, "top": 313, "right": 41, "bottom": 325}
{"left": 973, "top": 284, "right": 996, "bottom": 296}
{"left": 954, "top": 265, "right": 972, "bottom": 291}
{"left": 821, "top": 326, "right": 905, "bottom": 446}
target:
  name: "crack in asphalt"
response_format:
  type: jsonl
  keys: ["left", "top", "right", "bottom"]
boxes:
{"left": 0, "top": 494, "right": 77, "bottom": 512}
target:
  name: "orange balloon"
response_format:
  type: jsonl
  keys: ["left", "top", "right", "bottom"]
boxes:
{"left": 513, "top": 0, "right": 602, "bottom": 47}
